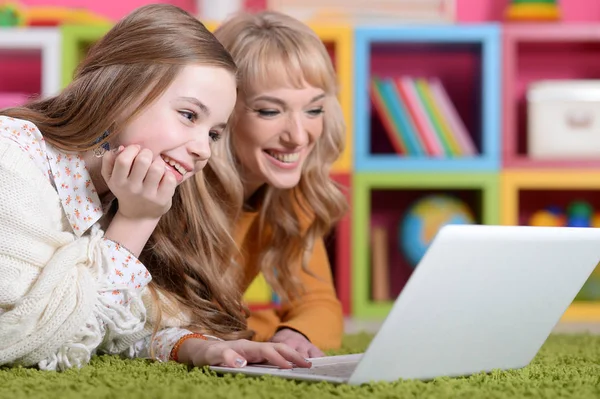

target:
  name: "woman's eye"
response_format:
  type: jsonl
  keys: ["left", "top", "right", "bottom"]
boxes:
{"left": 257, "top": 109, "right": 279, "bottom": 117}
{"left": 180, "top": 110, "right": 196, "bottom": 122}
{"left": 209, "top": 131, "right": 221, "bottom": 142}
{"left": 308, "top": 108, "right": 324, "bottom": 116}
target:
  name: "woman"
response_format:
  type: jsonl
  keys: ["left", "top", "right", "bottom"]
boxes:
{"left": 0, "top": 4, "right": 310, "bottom": 371}
{"left": 205, "top": 10, "right": 348, "bottom": 357}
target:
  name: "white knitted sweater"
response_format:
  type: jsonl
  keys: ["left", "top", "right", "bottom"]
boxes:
{"left": 0, "top": 138, "right": 154, "bottom": 370}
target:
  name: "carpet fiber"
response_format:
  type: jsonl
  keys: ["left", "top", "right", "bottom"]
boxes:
{"left": 2, "top": 333, "right": 600, "bottom": 398}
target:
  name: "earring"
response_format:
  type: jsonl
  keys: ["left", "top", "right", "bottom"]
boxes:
{"left": 92, "top": 130, "right": 111, "bottom": 158}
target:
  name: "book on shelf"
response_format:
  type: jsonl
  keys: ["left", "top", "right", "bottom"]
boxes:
{"left": 370, "top": 225, "right": 390, "bottom": 301}
{"left": 370, "top": 75, "right": 477, "bottom": 158}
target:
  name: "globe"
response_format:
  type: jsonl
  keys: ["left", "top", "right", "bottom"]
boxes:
{"left": 400, "top": 194, "right": 475, "bottom": 268}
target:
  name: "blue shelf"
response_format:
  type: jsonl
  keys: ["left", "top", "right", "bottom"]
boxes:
{"left": 353, "top": 24, "right": 502, "bottom": 172}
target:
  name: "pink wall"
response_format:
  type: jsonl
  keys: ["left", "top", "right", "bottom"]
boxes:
{"left": 457, "top": 0, "right": 600, "bottom": 23}
{"left": 14, "top": 0, "right": 600, "bottom": 23}
{"left": 19, "top": 0, "right": 196, "bottom": 21}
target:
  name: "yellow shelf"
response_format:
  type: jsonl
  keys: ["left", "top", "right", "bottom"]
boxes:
{"left": 500, "top": 170, "right": 600, "bottom": 225}
{"left": 310, "top": 24, "right": 353, "bottom": 174}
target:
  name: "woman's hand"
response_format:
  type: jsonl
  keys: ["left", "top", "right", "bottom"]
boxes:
{"left": 178, "top": 338, "right": 312, "bottom": 369}
{"left": 270, "top": 328, "right": 324, "bottom": 358}
{"left": 101, "top": 145, "right": 176, "bottom": 220}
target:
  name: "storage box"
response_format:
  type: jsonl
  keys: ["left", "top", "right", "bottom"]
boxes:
{"left": 266, "top": 0, "right": 456, "bottom": 24}
{"left": 528, "top": 80, "right": 600, "bottom": 159}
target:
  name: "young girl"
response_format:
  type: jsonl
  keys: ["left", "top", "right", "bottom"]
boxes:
{"left": 0, "top": 4, "right": 310, "bottom": 371}
{"left": 205, "top": 11, "right": 348, "bottom": 357}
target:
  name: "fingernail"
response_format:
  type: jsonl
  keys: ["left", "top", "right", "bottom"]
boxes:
{"left": 235, "top": 358, "right": 247, "bottom": 368}
{"left": 112, "top": 145, "right": 124, "bottom": 154}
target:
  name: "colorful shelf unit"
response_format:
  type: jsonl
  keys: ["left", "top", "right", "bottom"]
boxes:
{"left": 353, "top": 24, "right": 501, "bottom": 172}
{"left": 501, "top": 170, "right": 600, "bottom": 322}
{"left": 352, "top": 172, "right": 499, "bottom": 318}
{"left": 0, "top": 27, "right": 61, "bottom": 106}
{"left": 502, "top": 24, "right": 600, "bottom": 169}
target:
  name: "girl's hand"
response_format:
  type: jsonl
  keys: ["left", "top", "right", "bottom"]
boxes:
{"left": 101, "top": 145, "right": 176, "bottom": 220}
{"left": 179, "top": 338, "right": 312, "bottom": 369}
{"left": 270, "top": 328, "right": 324, "bottom": 358}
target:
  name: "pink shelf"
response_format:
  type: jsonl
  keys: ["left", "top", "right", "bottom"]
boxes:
{"left": 502, "top": 24, "right": 600, "bottom": 169}
{"left": 0, "top": 49, "right": 42, "bottom": 99}
{"left": 0, "top": 92, "right": 30, "bottom": 109}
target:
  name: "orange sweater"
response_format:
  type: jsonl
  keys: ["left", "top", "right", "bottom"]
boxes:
{"left": 234, "top": 210, "right": 343, "bottom": 350}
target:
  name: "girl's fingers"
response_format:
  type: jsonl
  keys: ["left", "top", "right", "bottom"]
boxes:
{"left": 143, "top": 157, "right": 166, "bottom": 192}
{"left": 256, "top": 345, "right": 292, "bottom": 369}
{"left": 157, "top": 170, "right": 177, "bottom": 199}
{"left": 273, "top": 343, "right": 312, "bottom": 368}
{"left": 219, "top": 348, "right": 248, "bottom": 368}
{"left": 128, "top": 148, "right": 154, "bottom": 183}
{"left": 110, "top": 145, "right": 141, "bottom": 185}
{"left": 100, "top": 145, "right": 124, "bottom": 182}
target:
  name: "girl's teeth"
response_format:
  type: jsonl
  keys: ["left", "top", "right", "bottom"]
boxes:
{"left": 161, "top": 155, "right": 186, "bottom": 176}
{"left": 268, "top": 151, "right": 300, "bottom": 163}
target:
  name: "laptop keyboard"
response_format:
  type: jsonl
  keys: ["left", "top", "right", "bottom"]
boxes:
{"left": 288, "top": 361, "right": 359, "bottom": 378}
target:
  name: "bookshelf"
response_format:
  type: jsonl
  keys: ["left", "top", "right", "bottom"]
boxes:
{"left": 0, "top": 27, "right": 61, "bottom": 107}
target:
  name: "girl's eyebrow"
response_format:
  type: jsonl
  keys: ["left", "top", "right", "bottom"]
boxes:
{"left": 176, "top": 96, "right": 210, "bottom": 116}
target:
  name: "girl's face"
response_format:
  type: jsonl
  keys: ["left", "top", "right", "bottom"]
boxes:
{"left": 117, "top": 64, "right": 237, "bottom": 184}
{"left": 233, "top": 82, "right": 325, "bottom": 196}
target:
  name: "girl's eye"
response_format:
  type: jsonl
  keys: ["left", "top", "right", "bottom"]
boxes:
{"left": 180, "top": 110, "right": 196, "bottom": 122}
{"left": 256, "top": 109, "right": 279, "bottom": 117}
{"left": 308, "top": 108, "right": 324, "bottom": 116}
{"left": 209, "top": 131, "right": 221, "bottom": 142}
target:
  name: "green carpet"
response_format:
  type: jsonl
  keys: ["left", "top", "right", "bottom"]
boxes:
{"left": 2, "top": 333, "right": 600, "bottom": 398}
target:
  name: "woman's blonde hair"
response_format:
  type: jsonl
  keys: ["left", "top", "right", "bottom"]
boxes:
{"left": 1, "top": 4, "right": 251, "bottom": 339}
{"left": 206, "top": 11, "right": 348, "bottom": 301}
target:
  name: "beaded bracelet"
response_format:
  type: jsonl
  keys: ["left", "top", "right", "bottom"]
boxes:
{"left": 170, "top": 333, "right": 208, "bottom": 363}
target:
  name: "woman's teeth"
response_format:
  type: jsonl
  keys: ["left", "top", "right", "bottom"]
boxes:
{"left": 161, "top": 155, "right": 187, "bottom": 176}
{"left": 266, "top": 150, "right": 300, "bottom": 163}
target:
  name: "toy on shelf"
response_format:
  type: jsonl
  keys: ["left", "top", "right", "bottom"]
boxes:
{"left": 528, "top": 200, "right": 600, "bottom": 228}
{"left": 399, "top": 194, "right": 475, "bottom": 268}
{"left": 505, "top": 0, "right": 561, "bottom": 22}
{"left": 0, "top": 2, "right": 23, "bottom": 26}
{"left": 0, "top": 2, "right": 110, "bottom": 27}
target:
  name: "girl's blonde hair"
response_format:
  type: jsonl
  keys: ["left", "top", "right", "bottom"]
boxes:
{"left": 206, "top": 11, "right": 348, "bottom": 301}
{"left": 1, "top": 4, "right": 252, "bottom": 339}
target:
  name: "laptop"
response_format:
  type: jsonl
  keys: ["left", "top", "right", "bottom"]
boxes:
{"left": 210, "top": 224, "right": 600, "bottom": 385}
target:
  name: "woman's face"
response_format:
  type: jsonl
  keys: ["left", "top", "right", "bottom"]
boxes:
{"left": 233, "top": 81, "right": 326, "bottom": 196}
{"left": 117, "top": 64, "right": 237, "bottom": 184}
